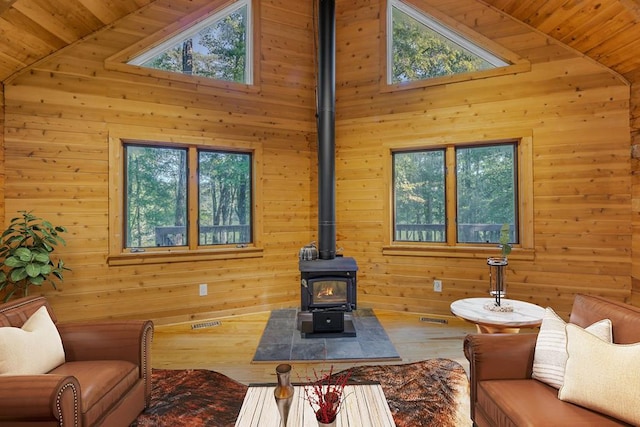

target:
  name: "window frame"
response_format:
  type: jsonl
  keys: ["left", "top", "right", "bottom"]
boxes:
{"left": 108, "top": 129, "right": 263, "bottom": 266}
{"left": 127, "top": 0, "right": 253, "bottom": 85}
{"left": 454, "top": 142, "right": 519, "bottom": 245}
{"left": 105, "top": 0, "right": 260, "bottom": 93}
{"left": 386, "top": 0, "right": 509, "bottom": 85}
{"left": 383, "top": 135, "right": 534, "bottom": 260}
{"left": 381, "top": 0, "right": 530, "bottom": 92}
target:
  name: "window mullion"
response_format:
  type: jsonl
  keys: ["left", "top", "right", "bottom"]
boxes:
{"left": 188, "top": 146, "right": 199, "bottom": 250}
{"left": 445, "top": 147, "right": 457, "bottom": 245}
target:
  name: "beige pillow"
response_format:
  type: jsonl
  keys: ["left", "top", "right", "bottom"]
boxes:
{"left": 532, "top": 307, "right": 611, "bottom": 389}
{"left": 559, "top": 324, "right": 640, "bottom": 425}
{"left": 0, "top": 306, "right": 65, "bottom": 375}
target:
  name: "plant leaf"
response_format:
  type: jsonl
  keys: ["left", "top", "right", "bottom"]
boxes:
{"left": 10, "top": 268, "right": 28, "bottom": 282}
{"left": 25, "top": 263, "right": 40, "bottom": 278}
{"left": 33, "top": 252, "right": 50, "bottom": 263}
{"left": 40, "top": 264, "right": 52, "bottom": 275}
{"left": 4, "top": 256, "right": 25, "bottom": 268}
{"left": 14, "top": 247, "right": 32, "bottom": 261}
{"left": 29, "top": 276, "right": 44, "bottom": 285}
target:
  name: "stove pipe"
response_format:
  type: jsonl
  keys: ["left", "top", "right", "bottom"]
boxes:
{"left": 317, "top": 0, "right": 336, "bottom": 260}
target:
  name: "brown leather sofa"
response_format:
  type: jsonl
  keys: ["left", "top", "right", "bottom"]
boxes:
{"left": 464, "top": 294, "right": 640, "bottom": 426}
{"left": 0, "top": 296, "right": 153, "bottom": 426}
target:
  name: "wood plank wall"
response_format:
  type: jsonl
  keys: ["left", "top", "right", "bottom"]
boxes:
{"left": 333, "top": 0, "right": 631, "bottom": 318}
{"left": 2, "top": 0, "right": 317, "bottom": 323}
{"left": 630, "top": 70, "right": 640, "bottom": 306}
{"left": 0, "top": 84, "right": 4, "bottom": 226}
{"left": 1, "top": 0, "right": 633, "bottom": 322}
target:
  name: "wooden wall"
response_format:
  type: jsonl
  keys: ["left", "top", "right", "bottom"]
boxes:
{"left": 334, "top": 0, "right": 631, "bottom": 318}
{"left": 1, "top": 0, "right": 633, "bottom": 322}
{"left": 0, "top": 83, "right": 4, "bottom": 226}
{"left": 630, "top": 70, "right": 640, "bottom": 306}
{"left": 2, "top": 0, "right": 316, "bottom": 323}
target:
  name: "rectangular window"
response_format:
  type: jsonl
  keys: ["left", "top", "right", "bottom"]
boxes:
{"left": 124, "top": 143, "right": 253, "bottom": 250}
{"left": 393, "top": 141, "right": 518, "bottom": 247}
{"left": 393, "top": 150, "right": 446, "bottom": 242}
{"left": 125, "top": 145, "right": 188, "bottom": 248}
{"left": 456, "top": 144, "right": 517, "bottom": 244}
{"left": 198, "top": 150, "right": 252, "bottom": 245}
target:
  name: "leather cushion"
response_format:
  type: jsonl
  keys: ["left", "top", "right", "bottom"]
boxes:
{"left": 477, "top": 379, "right": 630, "bottom": 426}
{"left": 49, "top": 360, "right": 139, "bottom": 426}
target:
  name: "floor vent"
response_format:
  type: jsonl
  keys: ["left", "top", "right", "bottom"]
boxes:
{"left": 420, "top": 317, "right": 448, "bottom": 325}
{"left": 191, "top": 320, "right": 221, "bottom": 330}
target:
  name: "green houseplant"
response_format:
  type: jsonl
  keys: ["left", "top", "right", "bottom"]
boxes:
{"left": 0, "top": 211, "right": 69, "bottom": 301}
{"left": 498, "top": 223, "right": 512, "bottom": 258}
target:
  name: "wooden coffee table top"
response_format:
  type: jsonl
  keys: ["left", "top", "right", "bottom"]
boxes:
{"left": 235, "top": 383, "right": 395, "bottom": 426}
{"left": 450, "top": 297, "right": 545, "bottom": 333}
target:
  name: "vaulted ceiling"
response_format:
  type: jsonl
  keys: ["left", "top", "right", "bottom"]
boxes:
{"left": 0, "top": 0, "right": 639, "bottom": 82}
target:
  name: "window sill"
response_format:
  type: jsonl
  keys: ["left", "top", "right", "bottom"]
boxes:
{"left": 382, "top": 244, "right": 534, "bottom": 261}
{"left": 107, "top": 246, "right": 264, "bottom": 266}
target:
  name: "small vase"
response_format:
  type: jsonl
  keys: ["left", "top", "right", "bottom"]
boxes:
{"left": 274, "top": 364, "right": 295, "bottom": 427}
{"left": 317, "top": 419, "right": 336, "bottom": 427}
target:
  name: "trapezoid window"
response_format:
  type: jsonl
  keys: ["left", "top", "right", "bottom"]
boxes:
{"left": 127, "top": 0, "right": 252, "bottom": 84}
{"left": 387, "top": 0, "right": 509, "bottom": 84}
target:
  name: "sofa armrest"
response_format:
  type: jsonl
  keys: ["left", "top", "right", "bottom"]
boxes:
{"left": 0, "top": 375, "right": 81, "bottom": 426}
{"left": 464, "top": 333, "right": 537, "bottom": 380}
{"left": 57, "top": 320, "right": 154, "bottom": 405}
{"left": 464, "top": 333, "right": 538, "bottom": 422}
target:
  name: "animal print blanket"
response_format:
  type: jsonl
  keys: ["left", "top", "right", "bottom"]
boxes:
{"left": 133, "top": 359, "right": 471, "bottom": 426}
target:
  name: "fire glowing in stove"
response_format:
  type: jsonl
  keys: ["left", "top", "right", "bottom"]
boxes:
{"left": 317, "top": 284, "right": 335, "bottom": 298}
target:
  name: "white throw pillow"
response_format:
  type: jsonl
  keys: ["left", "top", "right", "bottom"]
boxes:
{"left": 559, "top": 323, "right": 640, "bottom": 425}
{"left": 532, "top": 307, "right": 611, "bottom": 389}
{"left": 0, "top": 306, "right": 65, "bottom": 375}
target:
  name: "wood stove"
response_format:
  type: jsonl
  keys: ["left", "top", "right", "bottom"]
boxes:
{"left": 299, "top": 257, "right": 357, "bottom": 311}
{"left": 297, "top": 0, "right": 359, "bottom": 338}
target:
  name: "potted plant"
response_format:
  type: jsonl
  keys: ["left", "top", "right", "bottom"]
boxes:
{"left": 302, "top": 366, "right": 351, "bottom": 426}
{"left": 0, "top": 211, "right": 69, "bottom": 301}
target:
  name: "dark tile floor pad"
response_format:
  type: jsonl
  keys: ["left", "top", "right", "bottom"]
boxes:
{"left": 252, "top": 308, "right": 401, "bottom": 362}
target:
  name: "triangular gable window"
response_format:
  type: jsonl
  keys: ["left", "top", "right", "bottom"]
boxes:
{"left": 128, "top": 0, "right": 252, "bottom": 84}
{"left": 388, "top": 0, "right": 509, "bottom": 84}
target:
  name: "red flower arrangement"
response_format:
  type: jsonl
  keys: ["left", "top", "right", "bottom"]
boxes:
{"left": 301, "top": 366, "right": 351, "bottom": 424}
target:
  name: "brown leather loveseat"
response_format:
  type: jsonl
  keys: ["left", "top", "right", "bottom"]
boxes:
{"left": 0, "top": 296, "right": 153, "bottom": 426}
{"left": 464, "top": 294, "right": 640, "bottom": 426}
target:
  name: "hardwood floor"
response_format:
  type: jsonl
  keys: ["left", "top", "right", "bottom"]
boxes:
{"left": 150, "top": 308, "right": 477, "bottom": 384}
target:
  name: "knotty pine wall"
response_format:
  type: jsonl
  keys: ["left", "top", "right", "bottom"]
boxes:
{"left": 630, "top": 71, "right": 640, "bottom": 307}
{"left": 333, "top": 0, "right": 631, "bottom": 319}
{"left": 1, "top": 0, "right": 634, "bottom": 323}
{"left": 2, "top": 0, "right": 317, "bottom": 323}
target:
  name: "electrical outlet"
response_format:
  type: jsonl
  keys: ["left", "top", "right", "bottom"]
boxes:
{"left": 199, "top": 283, "right": 208, "bottom": 296}
{"left": 433, "top": 280, "right": 442, "bottom": 292}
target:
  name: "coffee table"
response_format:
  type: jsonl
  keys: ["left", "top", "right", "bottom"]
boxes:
{"left": 235, "top": 383, "right": 395, "bottom": 426}
{"left": 450, "top": 297, "right": 545, "bottom": 333}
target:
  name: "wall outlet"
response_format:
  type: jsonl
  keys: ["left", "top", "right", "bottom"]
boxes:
{"left": 199, "top": 283, "right": 208, "bottom": 296}
{"left": 433, "top": 280, "right": 442, "bottom": 292}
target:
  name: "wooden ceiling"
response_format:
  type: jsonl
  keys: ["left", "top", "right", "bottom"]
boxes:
{"left": 484, "top": 0, "right": 640, "bottom": 80}
{"left": 0, "top": 0, "right": 639, "bottom": 82}
{"left": 0, "top": 0, "right": 153, "bottom": 82}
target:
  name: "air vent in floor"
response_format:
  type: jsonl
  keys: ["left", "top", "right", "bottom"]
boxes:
{"left": 191, "top": 320, "right": 221, "bottom": 330}
{"left": 420, "top": 317, "right": 448, "bottom": 325}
